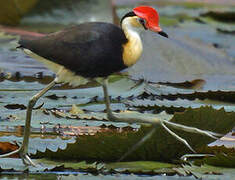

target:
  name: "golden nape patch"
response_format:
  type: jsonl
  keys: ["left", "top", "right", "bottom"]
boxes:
{"left": 23, "top": 49, "right": 89, "bottom": 87}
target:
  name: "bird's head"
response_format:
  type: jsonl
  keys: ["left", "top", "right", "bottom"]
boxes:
{"left": 120, "top": 6, "right": 168, "bottom": 38}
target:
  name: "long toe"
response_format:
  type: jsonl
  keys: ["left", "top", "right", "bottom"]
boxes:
{"left": 18, "top": 148, "right": 37, "bottom": 167}
{"left": 21, "top": 153, "right": 37, "bottom": 167}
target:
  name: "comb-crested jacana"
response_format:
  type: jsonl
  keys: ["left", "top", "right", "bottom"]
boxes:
{"left": 0, "top": 6, "right": 220, "bottom": 166}
{"left": 0, "top": 6, "right": 169, "bottom": 165}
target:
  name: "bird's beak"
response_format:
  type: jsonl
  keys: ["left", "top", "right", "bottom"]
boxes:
{"left": 149, "top": 26, "right": 168, "bottom": 38}
{"left": 158, "top": 31, "right": 168, "bottom": 38}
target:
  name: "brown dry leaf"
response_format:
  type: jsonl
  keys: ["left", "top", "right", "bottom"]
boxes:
{"left": 158, "top": 79, "right": 206, "bottom": 90}
{"left": 0, "top": 142, "right": 19, "bottom": 158}
{"left": 50, "top": 109, "right": 67, "bottom": 118}
{"left": 69, "top": 104, "right": 84, "bottom": 115}
{"left": 56, "top": 125, "right": 101, "bottom": 136}
{"left": 53, "top": 124, "right": 135, "bottom": 137}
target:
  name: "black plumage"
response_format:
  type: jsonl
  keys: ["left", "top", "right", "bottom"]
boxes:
{"left": 120, "top": 11, "right": 136, "bottom": 25}
{"left": 19, "top": 22, "right": 128, "bottom": 78}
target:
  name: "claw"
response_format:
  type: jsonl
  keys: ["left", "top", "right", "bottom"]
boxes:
{"left": 0, "top": 80, "right": 57, "bottom": 167}
{"left": 21, "top": 154, "right": 37, "bottom": 167}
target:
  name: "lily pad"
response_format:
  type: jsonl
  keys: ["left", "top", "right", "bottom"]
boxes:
{"left": 106, "top": 161, "right": 176, "bottom": 174}
{"left": 30, "top": 159, "right": 177, "bottom": 175}
{"left": 201, "top": 154, "right": 235, "bottom": 168}
{"left": 30, "top": 107, "right": 234, "bottom": 162}
{"left": 176, "top": 164, "right": 235, "bottom": 179}
{"left": 0, "top": 158, "right": 55, "bottom": 172}
{"left": 0, "top": 135, "right": 76, "bottom": 155}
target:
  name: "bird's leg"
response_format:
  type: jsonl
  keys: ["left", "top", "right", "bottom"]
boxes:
{"left": 102, "top": 79, "right": 118, "bottom": 121}
{"left": 101, "top": 79, "right": 193, "bottom": 157}
{"left": 101, "top": 79, "right": 223, "bottom": 158}
{"left": 0, "top": 80, "right": 56, "bottom": 166}
{"left": 20, "top": 80, "right": 56, "bottom": 166}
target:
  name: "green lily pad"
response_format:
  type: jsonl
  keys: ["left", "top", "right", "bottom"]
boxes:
{"left": 30, "top": 107, "right": 234, "bottom": 162}
{"left": 176, "top": 164, "right": 235, "bottom": 179}
{"left": 106, "top": 161, "right": 176, "bottom": 173}
{"left": 199, "top": 154, "right": 235, "bottom": 168}
{"left": 0, "top": 158, "right": 55, "bottom": 172}
{"left": 0, "top": 135, "right": 76, "bottom": 155}
{"left": 36, "top": 159, "right": 177, "bottom": 175}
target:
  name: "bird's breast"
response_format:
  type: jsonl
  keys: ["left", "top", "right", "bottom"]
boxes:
{"left": 122, "top": 33, "right": 143, "bottom": 67}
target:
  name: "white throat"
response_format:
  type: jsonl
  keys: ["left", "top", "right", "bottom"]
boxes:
{"left": 121, "top": 18, "right": 143, "bottom": 67}
{"left": 122, "top": 17, "right": 144, "bottom": 36}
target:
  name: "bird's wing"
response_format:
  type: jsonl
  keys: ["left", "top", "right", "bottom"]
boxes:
{"left": 19, "top": 23, "right": 127, "bottom": 77}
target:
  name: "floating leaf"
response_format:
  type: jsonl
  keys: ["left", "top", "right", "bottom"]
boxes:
{"left": 37, "top": 159, "right": 177, "bottom": 175}
{"left": 209, "top": 132, "right": 235, "bottom": 149}
{"left": 146, "top": 83, "right": 235, "bottom": 103}
{"left": 0, "top": 135, "right": 76, "bottom": 155}
{"left": 69, "top": 104, "right": 84, "bottom": 115}
{"left": 0, "top": 158, "right": 178, "bottom": 176}
{"left": 38, "top": 159, "right": 98, "bottom": 171}
{"left": 176, "top": 164, "right": 235, "bottom": 179}
{"left": 200, "top": 11, "right": 235, "bottom": 23}
{"left": 0, "top": 158, "right": 55, "bottom": 172}
{"left": 32, "top": 107, "right": 234, "bottom": 162}
{"left": 128, "top": 98, "right": 235, "bottom": 113}
{"left": 201, "top": 154, "right": 235, "bottom": 168}
{"left": 106, "top": 161, "right": 176, "bottom": 174}
{"left": 158, "top": 79, "right": 206, "bottom": 90}
{"left": 195, "top": 132, "right": 235, "bottom": 167}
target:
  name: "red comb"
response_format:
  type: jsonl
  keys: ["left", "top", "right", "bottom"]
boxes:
{"left": 133, "top": 6, "right": 161, "bottom": 32}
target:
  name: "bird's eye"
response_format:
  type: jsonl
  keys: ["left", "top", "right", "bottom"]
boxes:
{"left": 138, "top": 18, "right": 147, "bottom": 30}
{"left": 138, "top": 18, "right": 145, "bottom": 25}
